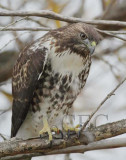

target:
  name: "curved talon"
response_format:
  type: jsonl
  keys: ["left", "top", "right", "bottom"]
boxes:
{"left": 63, "top": 123, "right": 82, "bottom": 138}
{"left": 67, "top": 129, "right": 70, "bottom": 139}
{"left": 40, "top": 134, "right": 42, "bottom": 139}
{"left": 39, "top": 117, "right": 52, "bottom": 142}
{"left": 77, "top": 130, "right": 81, "bottom": 138}
{"left": 59, "top": 130, "right": 64, "bottom": 139}
{"left": 49, "top": 140, "right": 53, "bottom": 148}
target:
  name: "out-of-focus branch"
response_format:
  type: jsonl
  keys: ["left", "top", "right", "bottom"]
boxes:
{"left": 94, "top": 55, "right": 120, "bottom": 81}
{"left": 0, "top": 119, "right": 126, "bottom": 160}
{"left": 96, "top": 28, "right": 126, "bottom": 41}
{"left": 101, "top": 0, "right": 116, "bottom": 19}
{"left": 72, "top": 0, "right": 85, "bottom": 18}
{"left": 0, "top": 133, "right": 6, "bottom": 141}
{"left": 1, "top": 27, "right": 126, "bottom": 34}
{"left": 97, "top": 30, "right": 126, "bottom": 34}
{"left": 0, "top": 3, "right": 11, "bottom": 10}
{"left": 93, "top": 43, "right": 126, "bottom": 57}
{"left": 26, "top": 17, "right": 51, "bottom": 28}
{"left": 0, "top": 51, "right": 18, "bottom": 83}
{"left": 0, "top": 32, "right": 30, "bottom": 52}
{"left": 0, "top": 17, "right": 28, "bottom": 31}
{"left": 0, "top": 27, "right": 126, "bottom": 42}
{"left": 101, "top": 0, "right": 106, "bottom": 11}
{"left": 1, "top": 10, "right": 126, "bottom": 27}
{"left": 0, "top": 27, "right": 52, "bottom": 31}
{"left": 101, "top": 1, "right": 126, "bottom": 21}
{"left": 0, "top": 105, "right": 12, "bottom": 116}
{"left": 99, "top": 1, "right": 126, "bottom": 30}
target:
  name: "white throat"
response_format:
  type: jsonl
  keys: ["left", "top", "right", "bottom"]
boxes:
{"left": 49, "top": 49, "right": 85, "bottom": 76}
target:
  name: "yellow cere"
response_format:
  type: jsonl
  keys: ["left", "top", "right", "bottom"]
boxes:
{"left": 91, "top": 41, "right": 96, "bottom": 47}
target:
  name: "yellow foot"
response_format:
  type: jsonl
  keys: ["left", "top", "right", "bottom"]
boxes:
{"left": 39, "top": 117, "right": 52, "bottom": 142}
{"left": 63, "top": 123, "right": 81, "bottom": 138}
{"left": 63, "top": 123, "right": 81, "bottom": 132}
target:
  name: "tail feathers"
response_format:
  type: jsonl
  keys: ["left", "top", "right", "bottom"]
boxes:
{"left": 11, "top": 99, "right": 30, "bottom": 138}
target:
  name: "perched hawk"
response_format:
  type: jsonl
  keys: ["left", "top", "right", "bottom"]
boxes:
{"left": 11, "top": 23, "right": 101, "bottom": 140}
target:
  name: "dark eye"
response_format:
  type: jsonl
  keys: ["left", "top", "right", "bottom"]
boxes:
{"left": 80, "top": 33, "right": 87, "bottom": 40}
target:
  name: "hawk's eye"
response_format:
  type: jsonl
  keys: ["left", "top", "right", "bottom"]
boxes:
{"left": 80, "top": 33, "right": 87, "bottom": 40}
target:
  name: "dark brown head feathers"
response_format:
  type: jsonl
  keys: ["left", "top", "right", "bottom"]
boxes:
{"left": 47, "top": 23, "right": 102, "bottom": 56}
{"left": 50, "top": 22, "right": 102, "bottom": 44}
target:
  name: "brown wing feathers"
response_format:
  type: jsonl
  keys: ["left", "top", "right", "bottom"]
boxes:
{"left": 11, "top": 46, "right": 48, "bottom": 137}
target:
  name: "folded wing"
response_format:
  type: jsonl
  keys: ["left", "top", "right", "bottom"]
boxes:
{"left": 11, "top": 44, "right": 48, "bottom": 137}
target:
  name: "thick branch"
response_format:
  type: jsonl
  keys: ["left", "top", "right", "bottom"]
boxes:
{"left": 0, "top": 119, "right": 126, "bottom": 159}
{"left": 1, "top": 10, "right": 126, "bottom": 27}
{"left": 2, "top": 138, "right": 126, "bottom": 160}
{"left": 98, "top": 1, "right": 126, "bottom": 30}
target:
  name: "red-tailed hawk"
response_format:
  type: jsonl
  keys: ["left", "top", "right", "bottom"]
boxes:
{"left": 11, "top": 23, "right": 101, "bottom": 140}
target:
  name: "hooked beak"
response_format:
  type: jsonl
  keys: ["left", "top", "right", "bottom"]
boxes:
{"left": 84, "top": 40, "right": 96, "bottom": 55}
{"left": 89, "top": 41, "right": 96, "bottom": 54}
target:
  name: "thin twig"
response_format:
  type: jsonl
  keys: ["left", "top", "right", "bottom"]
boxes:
{"left": 0, "top": 107, "right": 12, "bottom": 116}
{"left": 0, "top": 31, "right": 30, "bottom": 52}
{"left": 0, "top": 26, "right": 126, "bottom": 42}
{"left": 1, "top": 10, "right": 126, "bottom": 27}
{"left": 0, "top": 27, "right": 52, "bottom": 31}
{"left": 0, "top": 3, "right": 11, "bottom": 10}
{"left": 27, "top": 17, "right": 51, "bottom": 28}
{"left": 0, "top": 17, "right": 28, "bottom": 31}
{"left": 0, "top": 133, "right": 6, "bottom": 141}
{"left": 100, "top": 30, "right": 126, "bottom": 34}
{"left": 81, "top": 77, "right": 126, "bottom": 131}
{"left": 96, "top": 28, "right": 126, "bottom": 41}
{"left": 0, "top": 81, "right": 10, "bottom": 87}
{"left": 93, "top": 43, "right": 126, "bottom": 58}
{"left": 94, "top": 55, "right": 120, "bottom": 81}
{"left": 1, "top": 27, "right": 126, "bottom": 34}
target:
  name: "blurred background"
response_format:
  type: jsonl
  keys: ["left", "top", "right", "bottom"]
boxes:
{"left": 0, "top": 0, "right": 126, "bottom": 159}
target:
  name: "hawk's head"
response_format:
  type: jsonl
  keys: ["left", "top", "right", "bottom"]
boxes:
{"left": 49, "top": 23, "right": 102, "bottom": 57}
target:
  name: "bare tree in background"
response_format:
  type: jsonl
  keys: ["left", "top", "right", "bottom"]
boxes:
{"left": 0, "top": 0, "right": 126, "bottom": 160}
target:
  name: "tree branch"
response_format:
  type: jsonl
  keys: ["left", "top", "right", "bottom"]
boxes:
{"left": 96, "top": 28, "right": 126, "bottom": 41}
{"left": 0, "top": 51, "right": 18, "bottom": 83}
{"left": 1, "top": 10, "right": 126, "bottom": 27}
{"left": 1, "top": 119, "right": 126, "bottom": 159}
{"left": 0, "top": 17, "right": 28, "bottom": 31}
{"left": 101, "top": 0, "right": 116, "bottom": 19}
{"left": 0, "top": 26, "right": 125, "bottom": 42}
{"left": 1, "top": 27, "right": 126, "bottom": 34}
{"left": 0, "top": 27, "right": 52, "bottom": 31}
{"left": 98, "top": 1, "right": 126, "bottom": 30}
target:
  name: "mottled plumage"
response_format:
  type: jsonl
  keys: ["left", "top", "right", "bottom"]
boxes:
{"left": 11, "top": 23, "right": 101, "bottom": 138}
